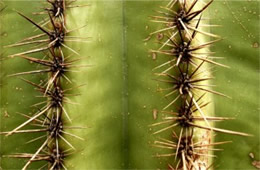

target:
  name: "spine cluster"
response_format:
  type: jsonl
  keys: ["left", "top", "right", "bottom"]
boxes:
{"left": 149, "top": 0, "right": 249, "bottom": 169}
{"left": 1, "top": 0, "right": 87, "bottom": 169}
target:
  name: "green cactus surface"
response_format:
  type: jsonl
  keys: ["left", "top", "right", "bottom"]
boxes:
{"left": 0, "top": 0, "right": 259, "bottom": 170}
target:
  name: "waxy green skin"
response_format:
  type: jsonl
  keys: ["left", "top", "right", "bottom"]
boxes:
{"left": 65, "top": 1, "right": 165, "bottom": 169}
{"left": 0, "top": 0, "right": 259, "bottom": 169}
{"left": 211, "top": 1, "right": 260, "bottom": 169}
{"left": 0, "top": 1, "right": 48, "bottom": 169}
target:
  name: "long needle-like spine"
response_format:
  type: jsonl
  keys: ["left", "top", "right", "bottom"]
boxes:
{"left": 1, "top": 1, "right": 88, "bottom": 169}
{"left": 149, "top": 0, "right": 250, "bottom": 169}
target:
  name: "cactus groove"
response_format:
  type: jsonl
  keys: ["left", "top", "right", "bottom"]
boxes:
{"left": 0, "top": 0, "right": 258, "bottom": 169}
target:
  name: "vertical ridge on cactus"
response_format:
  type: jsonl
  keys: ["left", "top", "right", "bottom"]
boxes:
{"left": 148, "top": 0, "right": 250, "bottom": 169}
{"left": 0, "top": 0, "right": 88, "bottom": 169}
{"left": 0, "top": 0, "right": 258, "bottom": 169}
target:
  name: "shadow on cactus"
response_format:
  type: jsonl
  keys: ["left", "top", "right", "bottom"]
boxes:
{"left": 0, "top": 0, "right": 259, "bottom": 169}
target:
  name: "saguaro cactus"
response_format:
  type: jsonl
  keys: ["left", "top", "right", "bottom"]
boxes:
{"left": 146, "top": 0, "right": 252, "bottom": 169}
{"left": 0, "top": 0, "right": 259, "bottom": 169}
{"left": 0, "top": 0, "right": 91, "bottom": 169}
